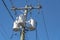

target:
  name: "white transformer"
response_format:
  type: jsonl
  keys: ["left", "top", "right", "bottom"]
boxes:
{"left": 13, "top": 20, "right": 20, "bottom": 31}
{"left": 13, "top": 14, "right": 25, "bottom": 31}
{"left": 28, "top": 18, "right": 36, "bottom": 30}
{"left": 18, "top": 14, "right": 25, "bottom": 27}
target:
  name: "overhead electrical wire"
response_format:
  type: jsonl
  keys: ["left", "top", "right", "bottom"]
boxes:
{"left": 25, "top": 0, "right": 28, "bottom": 5}
{"left": 9, "top": 0, "right": 14, "bottom": 6}
{"left": 37, "top": 0, "right": 42, "bottom": 14}
{"left": 0, "top": 30, "right": 7, "bottom": 40}
{"left": 35, "top": 22, "right": 38, "bottom": 40}
{"left": 0, "top": 25, "right": 8, "bottom": 40}
{"left": 9, "top": 0, "right": 18, "bottom": 16}
{"left": 2, "top": 0, "right": 16, "bottom": 39}
{"left": 1, "top": 25, "right": 9, "bottom": 37}
{"left": 27, "top": 1, "right": 37, "bottom": 40}
{"left": 28, "top": 0, "right": 38, "bottom": 40}
{"left": 42, "top": 11, "right": 50, "bottom": 40}
{"left": 25, "top": 0, "right": 30, "bottom": 40}
{"left": 35, "top": 0, "right": 41, "bottom": 40}
{"left": 1, "top": 0, "right": 14, "bottom": 21}
{"left": 0, "top": 30, "right": 6, "bottom": 40}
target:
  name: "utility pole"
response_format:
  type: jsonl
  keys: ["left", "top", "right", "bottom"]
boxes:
{"left": 12, "top": 4, "right": 41, "bottom": 40}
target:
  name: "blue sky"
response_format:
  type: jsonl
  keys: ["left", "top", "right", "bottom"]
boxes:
{"left": 0, "top": 0, "right": 60, "bottom": 40}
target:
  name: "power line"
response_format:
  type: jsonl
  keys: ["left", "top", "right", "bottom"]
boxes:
{"left": 35, "top": 22, "right": 38, "bottom": 40}
{"left": 0, "top": 25, "right": 8, "bottom": 40}
{"left": 9, "top": 0, "right": 18, "bottom": 16}
{"left": 0, "top": 24, "right": 9, "bottom": 37}
{"left": 2, "top": 0, "right": 14, "bottom": 21}
{"left": 25, "top": 0, "right": 28, "bottom": 5}
{"left": 1, "top": 25, "right": 9, "bottom": 37}
{"left": 36, "top": 0, "right": 42, "bottom": 14}
{"left": 0, "top": 30, "right": 7, "bottom": 40}
{"left": 35, "top": 0, "right": 41, "bottom": 40}
{"left": 9, "top": 0, "right": 14, "bottom": 6}
{"left": 42, "top": 11, "right": 50, "bottom": 40}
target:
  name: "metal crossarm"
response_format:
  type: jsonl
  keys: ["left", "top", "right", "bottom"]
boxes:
{"left": 11, "top": 5, "right": 41, "bottom": 10}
